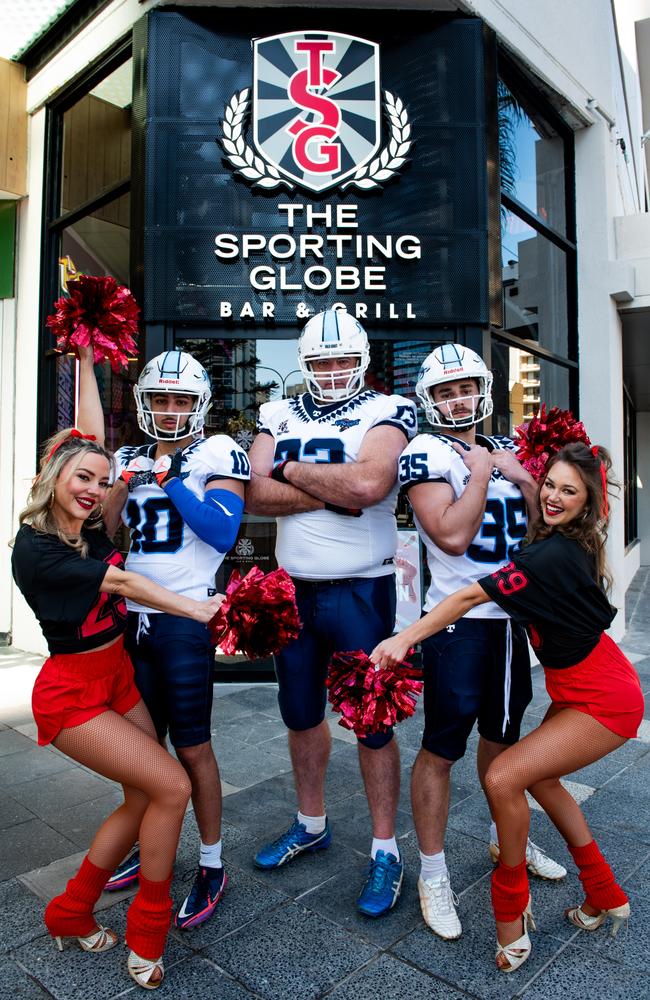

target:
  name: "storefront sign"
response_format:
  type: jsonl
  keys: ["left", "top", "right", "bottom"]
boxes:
{"left": 139, "top": 11, "right": 498, "bottom": 334}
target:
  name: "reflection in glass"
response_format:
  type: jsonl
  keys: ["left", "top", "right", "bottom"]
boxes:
{"left": 491, "top": 341, "right": 569, "bottom": 437}
{"left": 61, "top": 193, "right": 130, "bottom": 284}
{"left": 501, "top": 212, "right": 568, "bottom": 359}
{"left": 61, "top": 59, "right": 132, "bottom": 215}
{"left": 498, "top": 80, "right": 566, "bottom": 234}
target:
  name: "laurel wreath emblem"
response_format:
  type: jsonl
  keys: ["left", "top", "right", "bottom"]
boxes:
{"left": 219, "top": 88, "right": 412, "bottom": 192}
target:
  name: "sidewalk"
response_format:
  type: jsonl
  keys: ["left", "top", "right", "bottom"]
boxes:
{"left": 1, "top": 570, "right": 649, "bottom": 999}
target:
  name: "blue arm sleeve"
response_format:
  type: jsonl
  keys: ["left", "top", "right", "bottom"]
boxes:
{"left": 163, "top": 479, "right": 244, "bottom": 553}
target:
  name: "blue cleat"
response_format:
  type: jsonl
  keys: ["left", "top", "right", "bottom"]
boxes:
{"left": 254, "top": 817, "right": 332, "bottom": 869}
{"left": 357, "top": 851, "right": 403, "bottom": 917}
{"left": 104, "top": 847, "right": 140, "bottom": 892}
{"left": 175, "top": 866, "right": 227, "bottom": 930}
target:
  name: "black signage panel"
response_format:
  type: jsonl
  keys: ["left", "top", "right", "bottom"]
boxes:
{"left": 139, "top": 9, "right": 499, "bottom": 335}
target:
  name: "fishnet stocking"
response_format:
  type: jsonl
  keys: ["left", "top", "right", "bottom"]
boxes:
{"left": 54, "top": 701, "right": 191, "bottom": 882}
{"left": 484, "top": 706, "right": 626, "bottom": 880}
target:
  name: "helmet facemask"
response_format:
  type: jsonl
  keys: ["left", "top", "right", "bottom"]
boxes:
{"left": 415, "top": 345, "right": 494, "bottom": 430}
{"left": 302, "top": 354, "right": 367, "bottom": 403}
{"left": 134, "top": 387, "right": 208, "bottom": 441}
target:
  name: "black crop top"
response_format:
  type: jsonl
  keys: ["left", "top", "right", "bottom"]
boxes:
{"left": 12, "top": 524, "right": 128, "bottom": 654}
{"left": 479, "top": 533, "right": 616, "bottom": 669}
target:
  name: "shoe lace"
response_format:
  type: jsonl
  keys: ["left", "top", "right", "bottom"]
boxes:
{"left": 429, "top": 875, "right": 459, "bottom": 915}
{"left": 270, "top": 819, "right": 302, "bottom": 851}
{"left": 526, "top": 840, "right": 548, "bottom": 867}
{"left": 365, "top": 856, "right": 391, "bottom": 893}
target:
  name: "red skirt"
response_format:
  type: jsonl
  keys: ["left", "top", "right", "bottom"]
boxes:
{"left": 544, "top": 634, "right": 644, "bottom": 739}
{"left": 32, "top": 636, "right": 141, "bottom": 746}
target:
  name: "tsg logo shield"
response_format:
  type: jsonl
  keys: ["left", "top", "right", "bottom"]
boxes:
{"left": 253, "top": 31, "right": 379, "bottom": 193}
{"left": 220, "top": 30, "right": 412, "bottom": 194}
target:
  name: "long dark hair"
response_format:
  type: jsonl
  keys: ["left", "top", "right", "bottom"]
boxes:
{"left": 526, "top": 442, "right": 616, "bottom": 591}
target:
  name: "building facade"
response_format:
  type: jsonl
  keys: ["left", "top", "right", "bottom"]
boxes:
{"left": 2, "top": 0, "right": 650, "bottom": 655}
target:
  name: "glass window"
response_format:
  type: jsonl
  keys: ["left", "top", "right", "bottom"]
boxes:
{"left": 60, "top": 59, "right": 132, "bottom": 215}
{"left": 498, "top": 80, "right": 567, "bottom": 234}
{"left": 491, "top": 341, "right": 570, "bottom": 437}
{"left": 501, "top": 211, "right": 569, "bottom": 358}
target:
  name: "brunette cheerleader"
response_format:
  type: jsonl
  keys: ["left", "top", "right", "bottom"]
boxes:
{"left": 370, "top": 442, "right": 643, "bottom": 972}
{"left": 12, "top": 430, "right": 223, "bottom": 988}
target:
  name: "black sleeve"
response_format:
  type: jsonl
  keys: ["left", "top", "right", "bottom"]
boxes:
{"left": 13, "top": 529, "right": 110, "bottom": 625}
{"left": 477, "top": 542, "right": 554, "bottom": 623}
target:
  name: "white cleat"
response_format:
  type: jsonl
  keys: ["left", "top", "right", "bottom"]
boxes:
{"left": 489, "top": 839, "right": 567, "bottom": 881}
{"left": 417, "top": 873, "right": 462, "bottom": 940}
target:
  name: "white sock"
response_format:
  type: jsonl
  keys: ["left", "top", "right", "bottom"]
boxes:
{"left": 297, "top": 811, "right": 326, "bottom": 835}
{"left": 490, "top": 822, "right": 498, "bottom": 844}
{"left": 199, "top": 839, "right": 222, "bottom": 869}
{"left": 371, "top": 836, "right": 399, "bottom": 861}
{"left": 419, "top": 849, "right": 447, "bottom": 881}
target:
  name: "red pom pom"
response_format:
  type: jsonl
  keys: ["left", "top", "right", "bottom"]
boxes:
{"left": 326, "top": 649, "right": 423, "bottom": 737}
{"left": 46, "top": 274, "right": 140, "bottom": 372}
{"left": 208, "top": 566, "right": 302, "bottom": 660}
{"left": 514, "top": 404, "right": 591, "bottom": 480}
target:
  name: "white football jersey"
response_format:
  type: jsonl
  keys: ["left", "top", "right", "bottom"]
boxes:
{"left": 399, "top": 433, "right": 527, "bottom": 619}
{"left": 259, "top": 389, "right": 417, "bottom": 580}
{"left": 115, "top": 435, "right": 250, "bottom": 612}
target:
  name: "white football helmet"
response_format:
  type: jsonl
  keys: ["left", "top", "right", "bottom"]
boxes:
{"left": 134, "top": 350, "right": 212, "bottom": 440}
{"left": 415, "top": 344, "right": 493, "bottom": 428}
{"left": 298, "top": 309, "right": 370, "bottom": 403}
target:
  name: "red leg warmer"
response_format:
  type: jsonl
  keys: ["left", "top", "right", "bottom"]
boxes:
{"left": 491, "top": 860, "right": 530, "bottom": 923}
{"left": 125, "top": 875, "right": 173, "bottom": 960}
{"left": 569, "top": 840, "right": 628, "bottom": 911}
{"left": 44, "top": 856, "right": 112, "bottom": 938}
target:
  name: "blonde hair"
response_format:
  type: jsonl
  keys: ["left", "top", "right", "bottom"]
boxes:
{"left": 18, "top": 429, "right": 114, "bottom": 557}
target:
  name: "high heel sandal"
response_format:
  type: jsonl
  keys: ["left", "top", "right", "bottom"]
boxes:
{"left": 128, "top": 950, "right": 165, "bottom": 989}
{"left": 52, "top": 925, "right": 118, "bottom": 953}
{"left": 565, "top": 901, "right": 630, "bottom": 937}
{"left": 495, "top": 896, "right": 536, "bottom": 973}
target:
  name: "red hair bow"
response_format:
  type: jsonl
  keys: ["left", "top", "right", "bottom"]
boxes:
{"left": 45, "top": 428, "right": 97, "bottom": 465}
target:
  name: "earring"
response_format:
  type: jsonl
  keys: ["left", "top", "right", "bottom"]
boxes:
{"left": 48, "top": 489, "right": 55, "bottom": 508}
{"left": 88, "top": 503, "right": 104, "bottom": 522}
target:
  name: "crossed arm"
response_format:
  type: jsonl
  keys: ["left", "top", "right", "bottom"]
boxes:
{"left": 245, "top": 424, "right": 407, "bottom": 515}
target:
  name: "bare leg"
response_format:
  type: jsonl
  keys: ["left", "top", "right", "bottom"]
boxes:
{"left": 176, "top": 740, "right": 222, "bottom": 845}
{"left": 358, "top": 738, "right": 400, "bottom": 840}
{"left": 289, "top": 721, "right": 331, "bottom": 815}
{"left": 411, "top": 747, "right": 453, "bottom": 855}
{"left": 484, "top": 708, "right": 626, "bottom": 954}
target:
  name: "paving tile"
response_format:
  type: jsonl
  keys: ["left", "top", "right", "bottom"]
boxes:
{"left": 18, "top": 849, "right": 132, "bottom": 911}
{"left": 582, "top": 788, "right": 650, "bottom": 843}
{"left": 213, "top": 711, "right": 288, "bottom": 746}
{"left": 300, "top": 827, "right": 490, "bottom": 950}
{"left": 391, "top": 876, "right": 564, "bottom": 1000}
{"left": 228, "top": 835, "right": 362, "bottom": 902}
{"left": 0, "top": 729, "right": 38, "bottom": 758}
{"left": 8, "top": 768, "right": 115, "bottom": 817}
{"left": 0, "top": 820, "right": 78, "bottom": 879}
{"left": 150, "top": 955, "right": 258, "bottom": 999}
{"left": 625, "top": 852, "right": 650, "bottom": 898}
{"left": 216, "top": 741, "right": 292, "bottom": 789}
{"left": 43, "top": 790, "right": 125, "bottom": 849}
{"left": 0, "top": 879, "right": 49, "bottom": 954}
{"left": 327, "top": 952, "right": 467, "bottom": 1000}
{"left": 326, "top": 793, "right": 415, "bottom": 851}
{"left": 0, "top": 791, "right": 37, "bottom": 829}
{"left": 168, "top": 863, "right": 287, "bottom": 949}
{"left": 567, "top": 891, "right": 650, "bottom": 971}
{"left": 0, "top": 955, "right": 51, "bottom": 997}
{"left": 568, "top": 740, "right": 650, "bottom": 786}
{"left": 12, "top": 898, "right": 191, "bottom": 1000}
{"left": 203, "top": 901, "right": 377, "bottom": 1000}
{"left": 522, "top": 943, "right": 650, "bottom": 999}
{"left": 0, "top": 747, "right": 74, "bottom": 787}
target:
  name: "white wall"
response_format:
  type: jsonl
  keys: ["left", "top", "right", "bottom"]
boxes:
{"left": 0, "top": 297, "right": 17, "bottom": 638}
{"left": 638, "top": 412, "right": 650, "bottom": 564}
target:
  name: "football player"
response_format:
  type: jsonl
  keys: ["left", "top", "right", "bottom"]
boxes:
{"left": 397, "top": 343, "right": 566, "bottom": 940}
{"left": 79, "top": 348, "right": 250, "bottom": 930}
{"left": 246, "top": 308, "right": 417, "bottom": 918}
